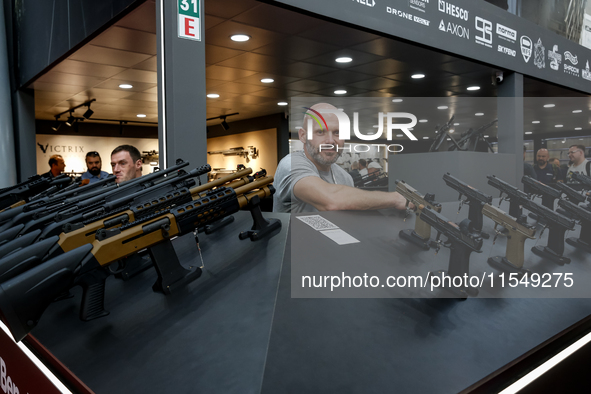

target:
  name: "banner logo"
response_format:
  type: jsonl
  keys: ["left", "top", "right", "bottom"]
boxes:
{"left": 520, "top": 36, "right": 532, "bottom": 63}
{"left": 582, "top": 61, "right": 591, "bottom": 81}
{"left": 438, "top": 20, "right": 469, "bottom": 39}
{"left": 475, "top": 16, "right": 492, "bottom": 47}
{"left": 496, "top": 23, "right": 516, "bottom": 42}
{"left": 534, "top": 38, "right": 545, "bottom": 69}
{"left": 303, "top": 108, "right": 418, "bottom": 141}
{"left": 548, "top": 44, "right": 562, "bottom": 70}
{"left": 564, "top": 51, "right": 578, "bottom": 65}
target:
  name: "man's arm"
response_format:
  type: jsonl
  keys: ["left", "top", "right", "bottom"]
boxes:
{"left": 293, "top": 176, "right": 407, "bottom": 211}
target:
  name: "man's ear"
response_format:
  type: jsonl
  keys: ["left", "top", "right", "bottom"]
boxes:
{"left": 135, "top": 159, "right": 143, "bottom": 171}
{"left": 298, "top": 127, "right": 306, "bottom": 144}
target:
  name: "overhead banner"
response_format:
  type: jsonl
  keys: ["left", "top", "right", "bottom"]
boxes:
{"left": 267, "top": 0, "right": 591, "bottom": 93}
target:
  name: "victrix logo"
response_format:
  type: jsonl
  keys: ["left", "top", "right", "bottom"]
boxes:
{"left": 303, "top": 107, "right": 418, "bottom": 141}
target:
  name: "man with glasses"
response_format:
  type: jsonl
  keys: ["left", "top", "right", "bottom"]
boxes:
{"left": 81, "top": 151, "right": 109, "bottom": 184}
{"left": 566, "top": 145, "right": 590, "bottom": 181}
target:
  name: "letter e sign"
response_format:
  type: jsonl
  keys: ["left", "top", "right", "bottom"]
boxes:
{"left": 178, "top": 0, "right": 201, "bottom": 41}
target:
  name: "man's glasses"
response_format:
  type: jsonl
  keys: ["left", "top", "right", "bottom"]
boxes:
{"left": 86, "top": 151, "right": 100, "bottom": 157}
{"left": 568, "top": 149, "right": 581, "bottom": 155}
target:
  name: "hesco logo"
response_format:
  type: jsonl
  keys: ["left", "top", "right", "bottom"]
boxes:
{"left": 303, "top": 107, "right": 418, "bottom": 153}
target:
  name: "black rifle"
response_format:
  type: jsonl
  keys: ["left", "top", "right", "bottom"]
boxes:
{"left": 0, "top": 160, "right": 194, "bottom": 241}
{"left": 448, "top": 119, "right": 497, "bottom": 153}
{"left": 570, "top": 172, "right": 591, "bottom": 190}
{"left": 558, "top": 199, "right": 591, "bottom": 254}
{"left": 0, "top": 174, "right": 116, "bottom": 225}
{"left": 0, "top": 174, "right": 72, "bottom": 210}
{"left": 418, "top": 206, "right": 483, "bottom": 298}
{"left": 442, "top": 173, "right": 492, "bottom": 238}
{"left": 487, "top": 175, "right": 530, "bottom": 219}
{"left": 521, "top": 175, "right": 561, "bottom": 210}
{"left": 0, "top": 180, "right": 279, "bottom": 342}
{"left": 428, "top": 116, "right": 460, "bottom": 152}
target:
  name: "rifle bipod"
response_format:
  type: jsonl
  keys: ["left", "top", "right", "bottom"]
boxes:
{"left": 238, "top": 195, "right": 281, "bottom": 241}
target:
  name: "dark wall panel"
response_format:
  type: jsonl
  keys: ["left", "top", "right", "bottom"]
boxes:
{"left": 15, "top": 0, "right": 143, "bottom": 86}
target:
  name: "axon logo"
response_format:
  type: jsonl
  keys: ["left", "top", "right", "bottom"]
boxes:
{"left": 475, "top": 17, "right": 492, "bottom": 47}
{"left": 303, "top": 107, "right": 417, "bottom": 152}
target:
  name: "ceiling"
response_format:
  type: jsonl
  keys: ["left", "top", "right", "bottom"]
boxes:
{"left": 30, "top": 0, "right": 591, "bottom": 139}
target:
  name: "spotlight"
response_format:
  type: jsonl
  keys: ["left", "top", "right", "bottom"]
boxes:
{"left": 51, "top": 121, "right": 62, "bottom": 132}
{"left": 221, "top": 116, "right": 230, "bottom": 131}
{"left": 65, "top": 114, "right": 75, "bottom": 127}
{"left": 83, "top": 108, "right": 94, "bottom": 119}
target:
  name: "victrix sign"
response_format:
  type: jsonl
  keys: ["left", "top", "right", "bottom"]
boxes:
{"left": 303, "top": 107, "right": 418, "bottom": 141}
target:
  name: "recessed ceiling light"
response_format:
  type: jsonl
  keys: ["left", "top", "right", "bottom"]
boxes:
{"left": 562, "top": 140, "right": 566, "bottom": 143}
{"left": 453, "top": 123, "right": 460, "bottom": 126}
{"left": 137, "top": 114, "right": 146, "bottom": 118}
{"left": 334, "top": 90, "right": 347, "bottom": 95}
{"left": 419, "top": 119, "right": 428, "bottom": 123}
{"left": 396, "top": 134, "right": 403, "bottom": 137}
{"left": 447, "top": 138, "right": 451, "bottom": 141}
{"left": 207, "top": 93, "right": 220, "bottom": 98}
{"left": 475, "top": 112, "right": 484, "bottom": 116}
{"left": 467, "top": 86, "right": 480, "bottom": 91}
{"left": 261, "top": 78, "right": 274, "bottom": 83}
{"left": 555, "top": 124, "right": 563, "bottom": 128}
{"left": 437, "top": 106, "right": 448, "bottom": 110}
{"left": 525, "top": 131, "right": 533, "bottom": 134}
{"left": 231, "top": 34, "right": 250, "bottom": 42}
{"left": 411, "top": 74, "right": 425, "bottom": 79}
{"left": 573, "top": 109, "right": 582, "bottom": 113}
{"left": 543, "top": 103, "right": 555, "bottom": 108}
{"left": 277, "top": 102, "right": 288, "bottom": 106}
{"left": 532, "top": 120, "right": 540, "bottom": 124}
{"left": 392, "top": 99, "right": 403, "bottom": 103}
{"left": 449, "top": 129, "right": 455, "bottom": 133}
{"left": 335, "top": 57, "right": 353, "bottom": 63}
{"left": 575, "top": 127, "right": 582, "bottom": 130}
{"left": 484, "top": 135, "right": 489, "bottom": 138}
{"left": 580, "top": 138, "right": 584, "bottom": 140}
{"left": 422, "top": 136, "right": 429, "bottom": 139}
{"left": 119, "top": 84, "right": 133, "bottom": 89}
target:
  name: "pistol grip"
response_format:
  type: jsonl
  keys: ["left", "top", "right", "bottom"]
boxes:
{"left": 78, "top": 269, "right": 110, "bottom": 321}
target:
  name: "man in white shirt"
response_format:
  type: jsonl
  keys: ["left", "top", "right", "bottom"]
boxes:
{"left": 566, "top": 144, "right": 590, "bottom": 181}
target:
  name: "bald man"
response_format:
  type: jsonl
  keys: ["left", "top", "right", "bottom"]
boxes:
{"left": 533, "top": 148, "right": 561, "bottom": 184}
{"left": 272, "top": 103, "right": 408, "bottom": 213}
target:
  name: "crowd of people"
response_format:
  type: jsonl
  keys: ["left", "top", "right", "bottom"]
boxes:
{"left": 524, "top": 144, "right": 590, "bottom": 184}
{"left": 43, "top": 144, "right": 144, "bottom": 185}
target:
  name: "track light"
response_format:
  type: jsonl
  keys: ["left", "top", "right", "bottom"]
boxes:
{"left": 206, "top": 112, "right": 239, "bottom": 131}
{"left": 83, "top": 108, "right": 94, "bottom": 119}
{"left": 51, "top": 115, "right": 62, "bottom": 131}
{"left": 65, "top": 113, "right": 75, "bottom": 127}
{"left": 221, "top": 116, "right": 230, "bottom": 131}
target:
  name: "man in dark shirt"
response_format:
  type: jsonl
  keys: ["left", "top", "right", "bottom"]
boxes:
{"left": 533, "top": 148, "right": 560, "bottom": 184}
